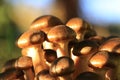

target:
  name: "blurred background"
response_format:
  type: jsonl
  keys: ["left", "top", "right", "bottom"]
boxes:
{"left": 0, "top": 0, "right": 120, "bottom": 73}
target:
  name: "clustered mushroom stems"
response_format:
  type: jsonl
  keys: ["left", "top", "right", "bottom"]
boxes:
{"left": 1, "top": 15, "right": 120, "bottom": 80}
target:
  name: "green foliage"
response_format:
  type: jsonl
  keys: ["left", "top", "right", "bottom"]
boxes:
{"left": 0, "top": 1, "right": 21, "bottom": 71}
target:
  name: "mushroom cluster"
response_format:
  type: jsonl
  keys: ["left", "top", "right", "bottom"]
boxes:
{"left": 1, "top": 15, "right": 120, "bottom": 80}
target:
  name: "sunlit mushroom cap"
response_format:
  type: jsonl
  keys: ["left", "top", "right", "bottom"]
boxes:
{"left": 89, "top": 51, "right": 109, "bottom": 68}
{"left": 66, "top": 18, "right": 92, "bottom": 33}
{"left": 47, "top": 25, "right": 76, "bottom": 43}
{"left": 30, "top": 15, "right": 63, "bottom": 33}
{"left": 99, "top": 38, "right": 120, "bottom": 53}
{"left": 17, "top": 30, "right": 46, "bottom": 48}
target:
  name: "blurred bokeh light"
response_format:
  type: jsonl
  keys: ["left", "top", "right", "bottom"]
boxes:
{"left": 80, "top": 0, "right": 120, "bottom": 25}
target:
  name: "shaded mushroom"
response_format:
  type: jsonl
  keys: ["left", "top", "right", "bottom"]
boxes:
{"left": 50, "top": 56, "right": 75, "bottom": 80}
{"left": 75, "top": 71, "right": 101, "bottom": 80}
{"left": 35, "top": 70, "right": 59, "bottom": 80}
{"left": 44, "top": 49, "right": 57, "bottom": 67}
{"left": 17, "top": 29, "right": 48, "bottom": 75}
{"left": 2, "top": 56, "right": 33, "bottom": 71}
{"left": 1, "top": 56, "right": 34, "bottom": 80}
{"left": 0, "top": 68, "right": 24, "bottom": 80}
{"left": 72, "top": 40, "right": 99, "bottom": 56}
{"left": 47, "top": 25, "right": 76, "bottom": 57}
{"left": 88, "top": 35, "right": 106, "bottom": 45}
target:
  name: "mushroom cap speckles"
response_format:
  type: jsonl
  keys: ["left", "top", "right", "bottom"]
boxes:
{"left": 47, "top": 25, "right": 76, "bottom": 43}
{"left": 17, "top": 30, "right": 46, "bottom": 48}
{"left": 30, "top": 15, "right": 63, "bottom": 33}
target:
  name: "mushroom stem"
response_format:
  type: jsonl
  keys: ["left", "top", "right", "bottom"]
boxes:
{"left": 22, "top": 45, "right": 48, "bottom": 75}
{"left": 56, "top": 42, "right": 69, "bottom": 57}
{"left": 24, "top": 68, "right": 34, "bottom": 80}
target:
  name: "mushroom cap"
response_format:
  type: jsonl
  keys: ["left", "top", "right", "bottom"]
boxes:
{"left": 2, "top": 56, "right": 33, "bottom": 72}
{"left": 99, "top": 38, "right": 120, "bottom": 53}
{"left": 72, "top": 40, "right": 99, "bottom": 56}
{"left": 66, "top": 17, "right": 92, "bottom": 33}
{"left": 17, "top": 30, "right": 46, "bottom": 48}
{"left": 50, "top": 56, "right": 75, "bottom": 76}
{"left": 15, "top": 56, "right": 33, "bottom": 69}
{"left": 30, "top": 15, "right": 63, "bottom": 33}
{"left": 89, "top": 51, "right": 109, "bottom": 69}
{"left": 47, "top": 25, "right": 76, "bottom": 43}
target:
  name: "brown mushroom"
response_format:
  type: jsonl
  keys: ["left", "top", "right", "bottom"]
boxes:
{"left": 50, "top": 56, "right": 75, "bottom": 80}
{"left": 72, "top": 40, "right": 99, "bottom": 56}
{"left": 66, "top": 17, "right": 95, "bottom": 41}
{"left": 17, "top": 29, "right": 48, "bottom": 75}
{"left": 89, "top": 51, "right": 118, "bottom": 80}
{"left": 0, "top": 68, "right": 24, "bottom": 80}
{"left": 1, "top": 56, "right": 33, "bottom": 71}
{"left": 30, "top": 15, "right": 64, "bottom": 50}
{"left": 1, "top": 56, "right": 34, "bottom": 80}
{"left": 47, "top": 25, "right": 76, "bottom": 57}
{"left": 70, "top": 40, "right": 98, "bottom": 79}
{"left": 99, "top": 37, "right": 120, "bottom": 54}
{"left": 30, "top": 15, "right": 63, "bottom": 34}
{"left": 35, "top": 70, "right": 59, "bottom": 80}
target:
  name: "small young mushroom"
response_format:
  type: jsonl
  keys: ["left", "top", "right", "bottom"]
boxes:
{"left": 70, "top": 40, "right": 98, "bottom": 79}
{"left": 66, "top": 17, "right": 95, "bottom": 41}
{"left": 89, "top": 51, "right": 118, "bottom": 80}
{"left": 1, "top": 56, "right": 34, "bottom": 80}
{"left": 0, "top": 68, "right": 24, "bottom": 80}
{"left": 35, "top": 70, "right": 59, "bottom": 80}
{"left": 47, "top": 25, "right": 76, "bottom": 57}
{"left": 17, "top": 29, "right": 48, "bottom": 75}
{"left": 50, "top": 56, "right": 75, "bottom": 80}
{"left": 75, "top": 71, "right": 101, "bottom": 80}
